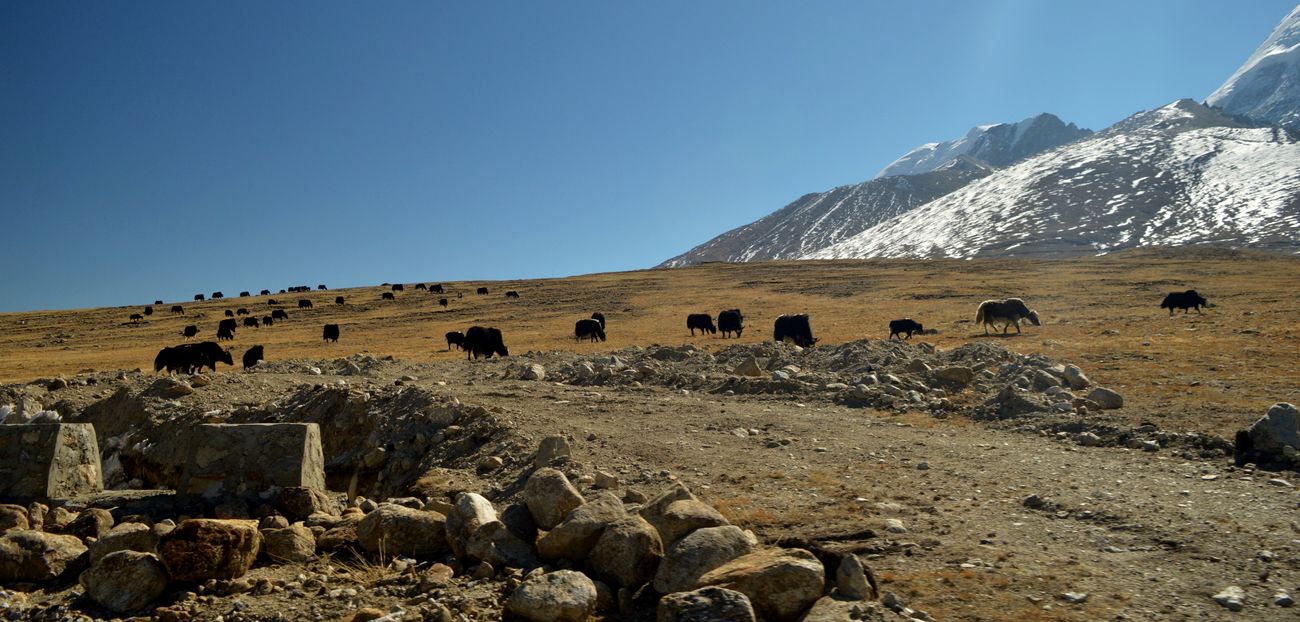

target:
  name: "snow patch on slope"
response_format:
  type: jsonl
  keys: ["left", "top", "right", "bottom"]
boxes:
{"left": 1206, "top": 5, "right": 1300, "bottom": 129}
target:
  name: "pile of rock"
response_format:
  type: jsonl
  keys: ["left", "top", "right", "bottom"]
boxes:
{"left": 1235, "top": 403, "right": 1300, "bottom": 470}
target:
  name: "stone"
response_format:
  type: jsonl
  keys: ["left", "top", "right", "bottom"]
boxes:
{"left": 593, "top": 471, "right": 619, "bottom": 489}
{"left": 1246, "top": 403, "right": 1300, "bottom": 456}
{"left": 446, "top": 492, "right": 499, "bottom": 561}
{"left": 536, "top": 435, "right": 572, "bottom": 468}
{"left": 316, "top": 513, "right": 363, "bottom": 552}
{"left": 1075, "top": 432, "right": 1103, "bottom": 447}
{"left": 0, "top": 505, "right": 29, "bottom": 532}
{"left": 179, "top": 423, "right": 326, "bottom": 500}
{"left": 478, "top": 456, "right": 504, "bottom": 472}
{"left": 524, "top": 468, "right": 585, "bottom": 530}
{"left": 653, "top": 525, "right": 755, "bottom": 594}
{"left": 538, "top": 492, "right": 626, "bottom": 562}
{"left": 651, "top": 499, "right": 729, "bottom": 547}
{"left": 159, "top": 519, "right": 261, "bottom": 582}
{"left": 0, "top": 423, "right": 103, "bottom": 498}
{"left": 262, "top": 523, "right": 316, "bottom": 563}
{"left": 505, "top": 569, "right": 598, "bottom": 622}
{"left": 148, "top": 377, "right": 194, "bottom": 398}
{"left": 80, "top": 551, "right": 169, "bottom": 612}
{"left": 1086, "top": 387, "right": 1124, "bottom": 410}
{"left": 1061, "top": 592, "right": 1089, "bottom": 604}
{"left": 835, "top": 554, "right": 873, "bottom": 600}
{"left": 347, "top": 608, "right": 386, "bottom": 622}
{"left": 1213, "top": 586, "right": 1245, "bottom": 611}
{"left": 696, "top": 548, "right": 825, "bottom": 622}
{"left": 467, "top": 520, "right": 540, "bottom": 569}
{"left": 356, "top": 504, "right": 448, "bottom": 559}
{"left": 64, "top": 507, "right": 114, "bottom": 541}
{"left": 274, "top": 486, "right": 340, "bottom": 521}
{"left": 1063, "top": 365, "right": 1091, "bottom": 389}
{"left": 799, "top": 597, "right": 890, "bottom": 622}
{"left": 522, "top": 364, "right": 547, "bottom": 381}
{"left": 639, "top": 485, "right": 697, "bottom": 539}
{"left": 501, "top": 502, "right": 539, "bottom": 545}
{"left": 657, "top": 586, "right": 757, "bottom": 622}
{"left": 45, "top": 506, "right": 77, "bottom": 532}
{"left": 734, "top": 358, "right": 765, "bottom": 377}
{"left": 1275, "top": 591, "right": 1294, "bottom": 607}
{"left": 882, "top": 519, "right": 907, "bottom": 534}
{"left": 589, "top": 515, "right": 664, "bottom": 587}
{"left": 933, "top": 367, "right": 974, "bottom": 384}
{"left": 0, "top": 530, "right": 88, "bottom": 581}
{"left": 89, "top": 522, "right": 159, "bottom": 565}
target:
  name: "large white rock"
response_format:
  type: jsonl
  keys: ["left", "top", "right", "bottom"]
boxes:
{"left": 1247, "top": 403, "right": 1300, "bottom": 455}
{"left": 524, "top": 468, "right": 585, "bottom": 530}
{"left": 654, "top": 525, "right": 755, "bottom": 594}
{"left": 80, "top": 551, "right": 169, "bottom": 613}
{"left": 505, "top": 569, "right": 598, "bottom": 622}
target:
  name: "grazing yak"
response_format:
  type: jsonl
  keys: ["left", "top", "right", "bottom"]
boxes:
{"left": 687, "top": 313, "right": 716, "bottom": 336}
{"left": 476, "top": 287, "right": 489, "bottom": 295}
{"left": 242, "top": 345, "right": 263, "bottom": 370}
{"left": 975, "top": 298, "right": 1041, "bottom": 335}
{"left": 575, "top": 318, "right": 606, "bottom": 342}
{"left": 212, "top": 292, "right": 224, "bottom": 299}
{"left": 260, "top": 289, "right": 271, "bottom": 296}
{"left": 218, "top": 318, "right": 237, "bottom": 334}
{"left": 181, "top": 325, "right": 199, "bottom": 338}
{"left": 335, "top": 296, "right": 345, "bottom": 305}
{"left": 1161, "top": 290, "right": 1210, "bottom": 315}
{"left": 194, "top": 294, "right": 204, "bottom": 301}
{"left": 382, "top": 292, "right": 396, "bottom": 300}
{"left": 129, "top": 313, "right": 143, "bottom": 323}
{"left": 171, "top": 305, "right": 184, "bottom": 314}
{"left": 718, "top": 309, "right": 744, "bottom": 338}
{"left": 774, "top": 314, "right": 817, "bottom": 347}
{"left": 392, "top": 284, "right": 405, "bottom": 292}
{"left": 446, "top": 331, "right": 465, "bottom": 351}
{"left": 242, "top": 317, "right": 260, "bottom": 328}
{"left": 415, "top": 283, "right": 427, "bottom": 290}
{"left": 323, "top": 324, "right": 340, "bottom": 342}
{"left": 217, "top": 326, "right": 235, "bottom": 341}
{"left": 318, "top": 284, "right": 327, "bottom": 290}
{"left": 155, "top": 342, "right": 233, "bottom": 374}
{"left": 239, "top": 291, "right": 250, "bottom": 298}
{"left": 889, "top": 318, "right": 924, "bottom": 340}
{"left": 591, "top": 312, "right": 605, "bottom": 329}
{"left": 153, "top": 300, "right": 164, "bottom": 305}
{"left": 143, "top": 306, "right": 153, "bottom": 316}
{"left": 430, "top": 284, "right": 445, "bottom": 293}
{"left": 236, "top": 308, "right": 249, "bottom": 316}
{"left": 268, "top": 299, "right": 280, "bottom": 305}
{"left": 505, "top": 290, "right": 520, "bottom": 299}
{"left": 271, "top": 309, "right": 289, "bottom": 321}
{"left": 262, "top": 316, "right": 274, "bottom": 326}
{"left": 439, "top": 298, "right": 449, "bottom": 307}
{"left": 225, "top": 310, "right": 235, "bottom": 318}
{"left": 298, "top": 299, "right": 313, "bottom": 309}
{"left": 464, "top": 326, "right": 508, "bottom": 359}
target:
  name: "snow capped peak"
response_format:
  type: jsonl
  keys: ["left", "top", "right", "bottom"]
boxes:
{"left": 875, "top": 113, "right": 1091, "bottom": 179}
{"left": 1206, "top": 5, "right": 1300, "bottom": 129}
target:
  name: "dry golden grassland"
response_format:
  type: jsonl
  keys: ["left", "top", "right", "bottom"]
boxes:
{"left": 2, "top": 248, "right": 1296, "bottom": 436}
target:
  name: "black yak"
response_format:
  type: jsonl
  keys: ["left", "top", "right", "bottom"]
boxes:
{"left": 323, "top": 324, "right": 340, "bottom": 342}
{"left": 774, "top": 314, "right": 816, "bottom": 347}
{"left": 446, "top": 331, "right": 465, "bottom": 351}
{"left": 464, "top": 326, "right": 507, "bottom": 359}
{"left": 889, "top": 318, "right": 924, "bottom": 340}
{"left": 975, "top": 298, "right": 1041, "bottom": 334}
{"left": 242, "top": 345, "right": 263, "bottom": 370}
{"left": 718, "top": 309, "right": 744, "bottom": 338}
{"left": 575, "top": 318, "right": 606, "bottom": 342}
{"left": 1161, "top": 290, "right": 1210, "bottom": 315}
{"left": 687, "top": 313, "right": 716, "bottom": 336}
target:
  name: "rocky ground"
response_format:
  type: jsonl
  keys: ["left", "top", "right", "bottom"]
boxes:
{"left": 1, "top": 338, "right": 1298, "bottom": 621}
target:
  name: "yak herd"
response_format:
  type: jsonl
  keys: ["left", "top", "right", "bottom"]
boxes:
{"left": 143, "top": 281, "right": 1213, "bottom": 376}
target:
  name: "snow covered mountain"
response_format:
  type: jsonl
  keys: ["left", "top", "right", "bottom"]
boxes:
{"left": 876, "top": 113, "right": 1092, "bottom": 178}
{"left": 659, "top": 114, "right": 1088, "bottom": 268}
{"left": 1206, "top": 6, "right": 1300, "bottom": 130}
{"left": 806, "top": 99, "right": 1300, "bottom": 260}
{"left": 658, "top": 159, "right": 991, "bottom": 268}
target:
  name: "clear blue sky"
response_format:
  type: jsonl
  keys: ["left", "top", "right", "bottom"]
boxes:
{"left": 2, "top": 0, "right": 1295, "bottom": 312}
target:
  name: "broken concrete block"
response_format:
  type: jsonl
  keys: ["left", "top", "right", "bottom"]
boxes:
{"left": 0, "top": 424, "right": 103, "bottom": 499}
{"left": 179, "top": 423, "right": 326, "bottom": 499}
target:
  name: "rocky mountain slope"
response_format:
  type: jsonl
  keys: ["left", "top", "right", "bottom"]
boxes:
{"left": 1206, "top": 5, "right": 1300, "bottom": 130}
{"left": 805, "top": 99, "right": 1300, "bottom": 259}
{"left": 875, "top": 112, "right": 1093, "bottom": 178}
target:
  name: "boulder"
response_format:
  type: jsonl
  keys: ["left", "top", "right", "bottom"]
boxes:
{"left": 468, "top": 521, "right": 540, "bottom": 569}
{"left": 149, "top": 377, "right": 194, "bottom": 398}
{"left": 652, "top": 499, "right": 729, "bottom": 546}
{"left": 522, "top": 364, "right": 547, "bottom": 381}
{"left": 697, "top": 548, "right": 825, "bottom": 622}
{"left": 274, "top": 486, "right": 340, "bottom": 521}
{"left": 316, "top": 512, "right": 364, "bottom": 552}
{"left": 1086, "top": 387, "right": 1124, "bottom": 410}
{"left": 800, "top": 597, "right": 890, "bottom": 622}
{"left": 1063, "top": 364, "right": 1091, "bottom": 389}
{"left": 0, "top": 530, "right": 88, "bottom": 581}
{"left": 932, "top": 367, "right": 974, "bottom": 384}
{"left": 64, "top": 507, "right": 114, "bottom": 541}
{"left": 524, "top": 468, "right": 585, "bottom": 530}
{"left": 639, "top": 485, "right": 698, "bottom": 541}
{"left": 734, "top": 358, "right": 765, "bottom": 377}
{"left": 657, "top": 586, "right": 757, "bottom": 622}
{"left": 589, "top": 515, "right": 664, "bottom": 587}
{"left": 0, "top": 423, "right": 103, "bottom": 498}
{"left": 501, "top": 502, "right": 539, "bottom": 545}
{"left": 89, "top": 522, "right": 159, "bottom": 565}
{"left": 654, "top": 525, "right": 755, "bottom": 594}
{"left": 505, "top": 569, "right": 598, "bottom": 622}
{"left": 0, "top": 505, "right": 29, "bottom": 532}
{"left": 446, "top": 492, "right": 499, "bottom": 560}
{"left": 179, "top": 423, "right": 327, "bottom": 500}
{"left": 262, "top": 523, "right": 316, "bottom": 563}
{"left": 356, "top": 504, "right": 448, "bottom": 559}
{"left": 834, "top": 554, "right": 874, "bottom": 600}
{"left": 538, "top": 492, "right": 626, "bottom": 562}
{"left": 1246, "top": 403, "right": 1300, "bottom": 456}
{"left": 80, "top": 551, "right": 169, "bottom": 612}
{"left": 535, "top": 435, "right": 572, "bottom": 468}
{"left": 159, "top": 519, "right": 261, "bottom": 582}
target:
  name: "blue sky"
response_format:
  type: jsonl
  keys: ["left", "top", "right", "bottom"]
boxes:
{"left": 2, "top": 0, "right": 1295, "bottom": 312}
